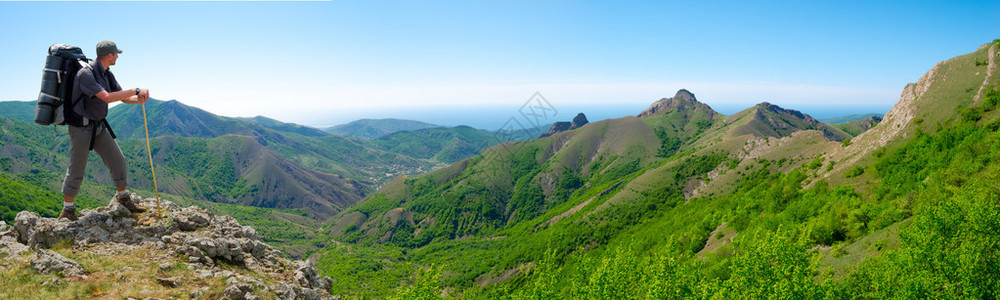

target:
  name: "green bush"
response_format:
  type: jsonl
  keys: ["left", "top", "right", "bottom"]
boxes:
{"left": 845, "top": 166, "right": 865, "bottom": 178}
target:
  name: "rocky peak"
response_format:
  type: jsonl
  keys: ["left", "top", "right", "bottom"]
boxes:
{"left": 734, "top": 102, "right": 850, "bottom": 142}
{"left": 571, "top": 113, "right": 589, "bottom": 128}
{"left": 674, "top": 89, "right": 696, "bottom": 102}
{"left": 0, "top": 193, "right": 337, "bottom": 299}
{"left": 638, "top": 89, "right": 718, "bottom": 118}
{"left": 754, "top": 102, "right": 812, "bottom": 122}
{"left": 539, "top": 113, "right": 589, "bottom": 138}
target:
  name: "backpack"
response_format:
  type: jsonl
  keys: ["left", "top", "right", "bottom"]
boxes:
{"left": 34, "top": 44, "right": 89, "bottom": 127}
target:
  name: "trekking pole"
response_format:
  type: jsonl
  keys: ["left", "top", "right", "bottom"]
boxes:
{"left": 141, "top": 102, "right": 162, "bottom": 218}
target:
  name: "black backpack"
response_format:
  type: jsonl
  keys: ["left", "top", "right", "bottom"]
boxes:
{"left": 34, "top": 44, "right": 89, "bottom": 127}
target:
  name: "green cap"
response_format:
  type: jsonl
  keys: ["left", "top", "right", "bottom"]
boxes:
{"left": 96, "top": 40, "right": 123, "bottom": 57}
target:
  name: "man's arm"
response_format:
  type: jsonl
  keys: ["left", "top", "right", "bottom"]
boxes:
{"left": 96, "top": 88, "right": 149, "bottom": 104}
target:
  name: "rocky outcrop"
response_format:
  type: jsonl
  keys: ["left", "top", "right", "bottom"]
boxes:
{"left": 539, "top": 113, "right": 589, "bottom": 138}
{"left": 3, "top": 194, "right": 337, "bottom": 299}
{"left": 638, "top": 89, "right": 718, "bottom": 119}
{"left": 729, "top": 102, "right": 852, "bottom": 142}
{"left": 30, "top": 249, "right": 85, "bottom": 278}
{"left": 857, "top": 116, "right": 883, "bottom": 131}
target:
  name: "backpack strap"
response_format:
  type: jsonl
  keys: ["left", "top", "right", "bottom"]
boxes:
{"left": 103, "top": 119, "right": 116, "bottom": 139}
{"left": 87, "top": 119, "right": 116, "bottom": 151}
{"left": 88, "top": 121, "right": 98, "bottom": 151}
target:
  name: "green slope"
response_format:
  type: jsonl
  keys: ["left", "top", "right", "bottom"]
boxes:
{"left": 106, "top": 99, "right": 434, "bottom": 185}
{"left": 820, "top": 113, "right": 883, "bottom": 124}
{"left": 0, "top": 101, "right": 36, "bottom": 124}
{"left": 315, "top": 41, "right": 1000, "bottom": 298}
{"left": 832, "top": 115, "right": 882, "bottom": 136}
{"left": 325, "top": 118, "right": 442, "bottom": 140}
{"left": 370, "top": 126, "right": 499, "bottom": 163}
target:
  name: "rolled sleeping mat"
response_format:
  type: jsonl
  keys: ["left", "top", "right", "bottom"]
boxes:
{"left": 34, "top": 93, "right": 60, "bottom": 125}
{"left": 35, "top": 55, "right": 66, "bottom": 125}
{"left": 40, "top": 70, "right": 60, "bottom": 95}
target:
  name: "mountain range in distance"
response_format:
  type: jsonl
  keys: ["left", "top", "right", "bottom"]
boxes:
{"left": 312, "top": 40, "right": 1000, "bottom": 298}
{"left": 0, "top": 96, "right": 887, "bottom": 217}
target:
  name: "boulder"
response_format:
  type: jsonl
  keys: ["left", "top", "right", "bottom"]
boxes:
{"left": 30, "top": 249, "right": 85, "bottom": 278}
{"left": 539, "top": 113, "right": 589, "bottom": 138}
{"left": 157, "top": 276, "right": 183, "bottom": 288}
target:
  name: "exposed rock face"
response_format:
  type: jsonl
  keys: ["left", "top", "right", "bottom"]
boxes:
{"left": 637, "top": 89, "right": 718, "bottom": 119}
{"left": 729, "top": 102, "right": 852, "bottom": 142}
{"left": 857, "top": 116, "right": 883, "bottom": 131}
{"left": 539, "top": 113, "right": 589, "bottom": 138}
{"left": 4, "top": 194, "right": 336, "bottom": 299}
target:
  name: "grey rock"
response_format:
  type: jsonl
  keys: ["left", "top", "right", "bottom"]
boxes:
{"left": 222, "top": 283, "right": 252, "bottom": 300}
{"left": 159, "top": 262, "right": 174, "bottom": 271}
{"left": 172, "top": 207, "right": 212, "bottom": 231}
{"left": 300, "top": 288, "right": 320, "bottom": 300}
{"left": 190, "top": 290, "right": 205, "bottom": 299}
{"left": 0, "top": 234, "right": 29, "bottom": 259}
{"left": 294, "top": 260, "right": 318, "bottom": 288}
{"left": 30, "top": 249, "right": 85, "bottom": 278}
{"left": 157, "top": 276, "right": 183, "bottom": 288}
{"left": 319, "top": 276, "right": 333, "bottom": 291}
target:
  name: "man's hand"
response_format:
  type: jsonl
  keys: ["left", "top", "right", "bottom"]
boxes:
{"left": 138, "top": 89, "right": 150, "bottom": 102}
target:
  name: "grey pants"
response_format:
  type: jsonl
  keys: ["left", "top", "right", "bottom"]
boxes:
{"left": 61, "top": 122, "right": 127, "bottom": 197}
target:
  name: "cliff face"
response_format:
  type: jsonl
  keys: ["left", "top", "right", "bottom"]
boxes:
{"left": 539, "top": 113, "right": 590, "bottom": 138}
{"left": 0, "top": 193, "right": 336, "bottom": 299}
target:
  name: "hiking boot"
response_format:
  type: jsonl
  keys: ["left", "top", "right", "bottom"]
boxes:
{"left": 116, "top": 190, "right": 147, "bottom": 213}
{"left": 58, "top": 206, "right": 78, "bottom": 221}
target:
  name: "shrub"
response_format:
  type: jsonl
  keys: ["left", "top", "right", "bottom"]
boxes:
{"left": 846, "top": 166, "right": 865, "bottom": 178}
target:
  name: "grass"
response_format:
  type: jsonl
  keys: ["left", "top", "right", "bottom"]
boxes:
{"left": 0, "top": 245, "right": 213, "bottom": 299}
{"left": 0, "top": 242, "right": 302, "bottom": 299}
{"left": 816, "top": 218, "right": 911, "bottom": 280}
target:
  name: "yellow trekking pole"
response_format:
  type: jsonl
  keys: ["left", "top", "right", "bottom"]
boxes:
{"left": 141, "top": 103, "right": 161, "bottom": 217}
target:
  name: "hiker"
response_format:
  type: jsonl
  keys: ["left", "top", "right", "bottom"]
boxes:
{"left": 59, "top": 40, "right": 150, "bottom": 221}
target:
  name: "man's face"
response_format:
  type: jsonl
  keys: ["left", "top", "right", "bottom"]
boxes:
{"left": 109, "top": 52, "right": 118, "bottom": 66}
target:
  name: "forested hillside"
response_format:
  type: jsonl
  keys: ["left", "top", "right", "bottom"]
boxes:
{"left": 315, "top": 40, "right": 1000, "bottom": 298}
{"left": 2, "top": 40, "right": 997, "bottom": 299}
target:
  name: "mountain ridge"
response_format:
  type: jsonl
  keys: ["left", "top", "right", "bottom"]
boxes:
{"left": 315, "top": 41, "right": 1000, "bottom": 298}
{"left": 325, "top": 118, "right": 442, "bottom": 140}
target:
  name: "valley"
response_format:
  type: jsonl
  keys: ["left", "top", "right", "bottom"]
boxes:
{"left": 1, "top": 40, "right": 997, "bottom": 299}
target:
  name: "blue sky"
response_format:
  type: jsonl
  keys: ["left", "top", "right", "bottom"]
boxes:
{"left": 0, "top": 1, "right": 997, "bottom": 129}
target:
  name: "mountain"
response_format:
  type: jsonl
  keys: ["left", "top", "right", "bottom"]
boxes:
{"left": 831, "top": 115, "right": 882, "bottom": 136}
{"left": 0, "top": 194, "right": 337, "bottom": 299}
{"left": 107, "top": 99, "right": 257, "bottom": 140}
{"left": 317, "top": 41, "right": 1000, "bottom": 298}
{"left": 539, "top": 113, "right": 589, "bottom": 138}
{"left": 0, "top": 101, "right": 36, "bottom": 124}
{"left": 0, "top": 99, "right": 444, "bottom": 220}
{"left": 140, "top": 134, "right": 364, "bottom": 219}
{"left": 369, "top": 125, "right": 498, "bottom": 163}
{"left": 106, "top": 99, "right": 439, "bottom": 182}
{"left": 325, "top": 118, "right": 442, "bottom": 140}
{"left": 820, "top": 113, "right": 884, "bottom": 124}
{"left": 638, "top": 89, "right": 718, "bottom": 119}
{"left": 237, "top": 115, "right": 329, "bottom": 137}
{"left": 721, "top": 102, "right": 852, "bottom": 142}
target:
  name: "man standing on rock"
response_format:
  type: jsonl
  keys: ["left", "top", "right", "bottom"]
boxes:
{"left": 59, "top": 40, "right": 149, "bottom": 221}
